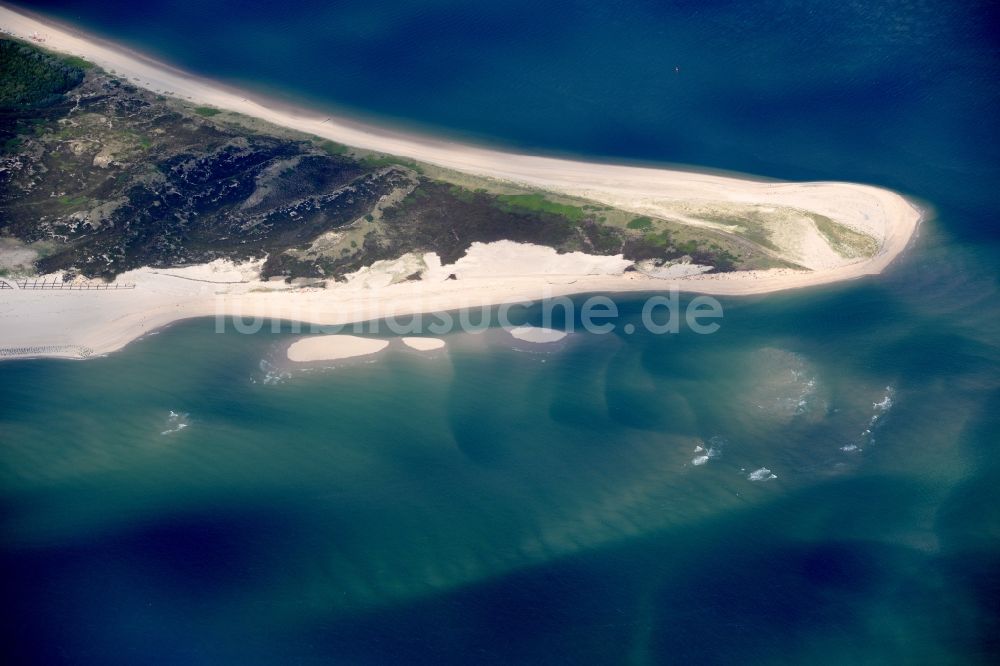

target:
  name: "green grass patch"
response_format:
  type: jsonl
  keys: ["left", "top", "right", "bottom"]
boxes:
{"left": 627, "top": 216, "right": 654, "bottom": 231}
{"left": 676, "top": 240, "right": 701, "bottom": 254}
{"left": 735, "top": 225, "right": 777, "bottom": 251}
{"left": 318, "top": 140, "right": 347, "bottom": 156}
{"left": 495, "top": 193, "right": 586, "bottom": 222}
{"left": 648, "top": 230, "right": 673, "bottom": 246}
{"left": 59, "top": 55, "right": 94, "bottom": 70}
{"left": 125, "top": 131, "right": 152, "bottom": 149}
{"left": 194, "top": 106, "right": 222, "bottom": 117}
{"left": 447, "top": 184, "right": 478, "bottom": 203}
{"left": 694, "top": 212, "right": 778, "bottom": 251}
{"left": 361, "top": 154, "right": 423, "bottom": 173}
{"left": 811, "top": 214, "right": 878, "bottom": 258}
{"left": 58, "top": 195, "right": 88, "bottom": 207}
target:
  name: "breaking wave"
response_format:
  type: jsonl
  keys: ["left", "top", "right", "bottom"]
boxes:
{"left": 691, "top": 436, "right": 725, "bottom": 466}
{"left": 161, "top": 410, "right": 190, "bottom": 435}
{"left": 746, "top": 349, "right": 821, "bottom": 419}
{"left": 747, "top": 467, "right": 777, "bottom": 482}
{"left": 254, "top": 359, "right": 291, "bottom": 385}
{"left": 842, "top": 385, "right": 895, "bottom": 452}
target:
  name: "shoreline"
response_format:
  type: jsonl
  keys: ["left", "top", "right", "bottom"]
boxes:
{"left": 0, "top": 5, "right": 924, "bottom": 362}
{"left": 0, "top": 256, "right": 912, "bottom": 362}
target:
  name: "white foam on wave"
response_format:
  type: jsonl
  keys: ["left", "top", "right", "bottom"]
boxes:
{"left": 747, "top": 349, "right": 821, "bottom": 419}
{"left": 748, "top": 467, "right": 777, "bottom": 481}
{"left": 795, "top": 373, "right": 818, "bottom": 415}
{"left": 690, "top": 437, "right": 724, "bottom": 466}
{"left": 161, "top": 410, "right": 190, "bottom": 435}
{"left": 256, "top": 358, "right": 291, "bottom": 385}
{"left": 843, "top": 385, "right": 895, "bottom": 452}
{"left": 873, "top": 388, "right": 894, "bottom": 413}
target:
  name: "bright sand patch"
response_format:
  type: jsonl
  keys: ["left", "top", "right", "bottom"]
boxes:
{"left": 287, "top": 335, "right": 389, "bottom": 362}
{"left": 401, "top": 337, "right": 446, "bottom": 351}
{"left": 509, "top": 326, "right": 568, "bottom": 343}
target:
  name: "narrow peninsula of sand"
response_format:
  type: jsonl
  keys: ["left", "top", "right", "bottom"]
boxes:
{"left": 0, "top": 6, "right": 923, "bottom": 362}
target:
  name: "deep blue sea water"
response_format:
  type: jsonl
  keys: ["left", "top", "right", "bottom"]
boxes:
{"left": 3, "top": 1, "right": 1000, "bottom": 663}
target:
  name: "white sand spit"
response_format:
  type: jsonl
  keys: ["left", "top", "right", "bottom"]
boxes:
{"left": 0, "top": 7, "right": 924, "bottom": 362}
{"left": 287, "top": 335, "right": 389, "bottom": 362}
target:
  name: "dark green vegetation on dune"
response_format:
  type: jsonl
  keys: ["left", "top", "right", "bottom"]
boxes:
{"left": 0, "top": 38, "right": 753, "bottom": 280}
{"left": 0, "top": 40, "right": 85, "bottom": 110}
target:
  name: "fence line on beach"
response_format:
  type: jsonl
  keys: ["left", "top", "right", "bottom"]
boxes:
{"left": 9, "top": 278, "right": 135, "bottom": 290}
{"left": 0, "top": 345, "right": 92, "bottom": 358}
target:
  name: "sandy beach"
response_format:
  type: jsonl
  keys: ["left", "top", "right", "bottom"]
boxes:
{"left": 0, "top": 5, "right": 924, "bottom": 361}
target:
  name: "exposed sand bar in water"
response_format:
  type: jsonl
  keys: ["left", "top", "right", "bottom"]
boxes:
{"left": 509, "top": 326, "right": 568, "bottom": 343}
{"left": 0, "top": 7, "right": 925, "bottom": 362}
{"left": 287, "top": 335, "right": 389, "bottom": 362}
{"left": 401, "top": 337, "right": 447, "bottom": 351}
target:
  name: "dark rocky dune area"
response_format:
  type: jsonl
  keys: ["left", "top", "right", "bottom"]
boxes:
{"left": 1, "top": 38, "right": 766, "bottom": 281}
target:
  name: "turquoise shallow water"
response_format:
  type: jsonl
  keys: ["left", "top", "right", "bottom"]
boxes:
{"left": 2, "top": 228, "right": 999, "bottom": 662}
{"left": 3, "top": 0, "right": 1000, "bottom": 662}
